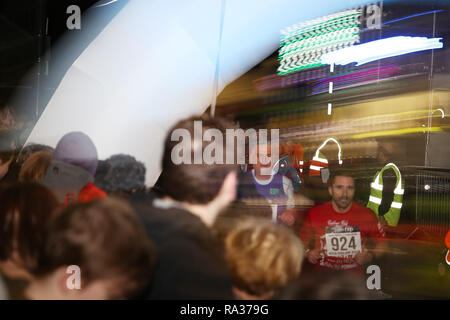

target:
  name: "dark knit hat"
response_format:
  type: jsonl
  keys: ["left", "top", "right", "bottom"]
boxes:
{"left": 96, "top": 154, "right": 146, "bottom": 193}
{"left": 53, "top": 132, "right": 98, "bottom": 176}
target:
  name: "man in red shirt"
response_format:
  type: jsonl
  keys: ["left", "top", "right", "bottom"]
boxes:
{"left": 300, "top": 169, "right": 386, "bottom": 273}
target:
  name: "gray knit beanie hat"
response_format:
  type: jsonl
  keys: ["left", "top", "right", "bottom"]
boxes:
{"left": 53, "top": 131, "right": 98, "bottom": 176}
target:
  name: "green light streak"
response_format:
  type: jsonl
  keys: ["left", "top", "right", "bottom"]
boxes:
{"left": 278, "top": 10, "right": 361, "bottom": 75}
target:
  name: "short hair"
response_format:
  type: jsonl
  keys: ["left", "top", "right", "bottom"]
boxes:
{"left": 96, "top": 154, "right": 146, "bottom": 195}
{"left": 0, "top": 183, "right": 59, "bottom": 272}
{"left": 19, "top": 150, "right": 53, "bottom": 183}
{"left": 159, "top": 115, "right": 238, "bottom": 204}
{"left": 280, "top": 270, "right": 371, "bottom": 300}
{"left": 35, "top": 198, "right": 157, "bottom": 299}
{"left": 224, "top": 218, "right": 304, "bottom": 297}
{"left": 329, "top": 168, "right": 355, "bottom": 186}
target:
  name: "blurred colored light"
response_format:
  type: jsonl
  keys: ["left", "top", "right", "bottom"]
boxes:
{"left": 352, "top": 126, "right": 444, "bottom": 139}
{"left": 278, "top": 9, "right": 361, "bottom": 75}
{"left": 312, "top": 65, "right": 400, "bottom": 94}
{"left": 434, "top": 108, "right": 445, "bottom": 118}
{"left": 321, "top": 36, "right": 443, "bottom": 66}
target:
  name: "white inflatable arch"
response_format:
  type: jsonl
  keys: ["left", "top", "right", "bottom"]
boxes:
{"left": 26, "top": 0, "right": 372, "bottom": 186}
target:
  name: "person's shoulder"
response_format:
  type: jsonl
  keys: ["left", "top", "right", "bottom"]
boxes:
{"left": 309, "top": 201, "right": 331, "bottom": 214}
{"left": 281, "top": 175, "right": 293, "bottom": 185}
{"left": 136, "top": 201, "right": 211, "bottom": 241}
{"left": 237, "top": 170, "right": 254, "bottom": 183}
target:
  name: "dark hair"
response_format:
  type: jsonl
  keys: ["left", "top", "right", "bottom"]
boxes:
{"left": 279, "top": 270, "right": 370, "bottom": 300}
{"left": 0, "top": 130, "right": 17, "bottom": 163}
{"left": 35, "top": 198, "right": 157, "bottom": 299}
{"left": 95, "top": 154, "right": 146, "bottom": 195}
{"left": 0, "top": 183, "right": 59, "bottom": 272}
{"left": 159, "top": 115, "right": 238, "bottom": 204}
{"left": 329, "top": 168, "right": 355, "bottom": 186}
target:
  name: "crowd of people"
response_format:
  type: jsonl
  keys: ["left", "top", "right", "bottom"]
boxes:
{"left": 0, "top": 113, "right": 412, "bottom": 300}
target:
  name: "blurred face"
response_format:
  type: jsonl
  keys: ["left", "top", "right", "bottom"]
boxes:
{"left": 257, "top": 144, "right": 271, "bottom": 168}
{"left": 0, "top": 157, "right": 13, "bottom": 180}
{"left": 328, "top": 176, "right": 355, "bottom": 212}
{"left": 253, "top": 143, "right": 275, "bottom": 177}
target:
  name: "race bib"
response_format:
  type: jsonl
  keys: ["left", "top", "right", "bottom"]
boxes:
{"left": 325, "top": 226, "right": 362, "bottom": 257}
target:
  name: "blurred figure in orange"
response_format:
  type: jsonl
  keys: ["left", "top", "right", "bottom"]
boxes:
{"left": 438, "top": 230, "right": 450, "bottom": 276}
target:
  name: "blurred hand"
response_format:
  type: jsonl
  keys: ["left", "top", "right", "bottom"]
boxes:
{"left": 355, "top": 250, "right": 373, "bottom": 265}
{"left": 279, "top": 210, "right": 295, "bottom": 226}
{"left": 306, "top": 248, "right": 322, "bottom": 264}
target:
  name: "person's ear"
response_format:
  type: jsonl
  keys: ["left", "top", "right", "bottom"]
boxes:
{"left": 328, "top": 185, "right": 333, "bottom": 197}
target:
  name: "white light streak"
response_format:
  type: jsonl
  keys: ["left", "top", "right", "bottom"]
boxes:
{"left": 321, "top": 36, "right": 443, "bottom": 66}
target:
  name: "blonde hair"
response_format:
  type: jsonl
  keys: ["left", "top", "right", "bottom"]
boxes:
{"left": 19, "top": 150, "right": 53, "bottom": 183}
{"left": 224, "top": 218, "right": 304, "bottom": 297}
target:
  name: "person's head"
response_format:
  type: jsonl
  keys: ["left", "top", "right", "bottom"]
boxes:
{"left": 224, "top": 218, "right": 304, "bottom": 299}
{"left": 251, "top": 142, "right": 273, "bottom": 176}
{"left": 159, "top": 115, "right": 238, "bottom": 211}
{"left": 0, "top": 183, "right": 59, "bottom": 280}
{"left": 279, "top": 270, "right": 370, "bottom": 300}
{"left": 19, "top": 150, "right": 53, "bottom": 183}
{"left": 96, "top": 154, "right": 146, "bottom": 196}
{"left": 0, "top": 130, "right": 17, "bottom": 180}
{"left": 16, "top": 143, "right": 54, "bottom": 166}
{"left": 328, "top": 169, "right": 355, "bottom": 212}
{"left": 249, "top": 134, "right": 280, "bottom": 178}
{"left": 53, "top": 131, "right": 98, "bottom": 176}
{"left": 27, "top": 198, "right": 156, "bottom": 300}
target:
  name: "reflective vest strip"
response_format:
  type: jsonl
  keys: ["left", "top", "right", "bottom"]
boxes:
{"left": 310, "top": 165, "right": 323, "bottom": 171}
{"left": 314, "top": 138, "right": 342, "bottom": 164}
{"left": 391, "top": 201, "right": 402, "bottom": 209}
{"left": 371, "top": 182, "right": 383, "bottom": 191}
{"left": 369, "top": 196, "right": 382, "bottom": 205}
{"left": 312, "top": 157, "right": 328, "bottom": 164}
